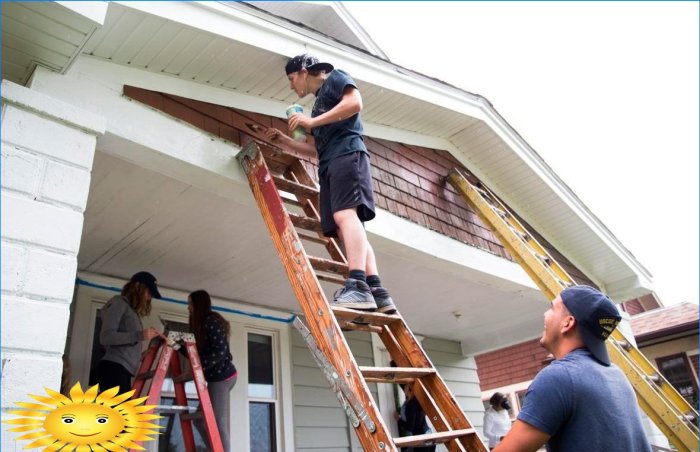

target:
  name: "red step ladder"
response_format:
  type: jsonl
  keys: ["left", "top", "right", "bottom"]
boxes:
{"left": 131, "top": 330, "right": 224, "bottom": 452}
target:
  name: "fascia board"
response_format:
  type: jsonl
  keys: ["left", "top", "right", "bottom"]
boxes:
{"left": 329, "top": 1, "right": 389, "bottom": 59}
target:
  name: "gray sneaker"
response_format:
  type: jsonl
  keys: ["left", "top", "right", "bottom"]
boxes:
{"left": 371, "top": 286, "right": 396, "bottom": 314}
{"left": 332, "top": 278, "right": 377, "bottom": 310}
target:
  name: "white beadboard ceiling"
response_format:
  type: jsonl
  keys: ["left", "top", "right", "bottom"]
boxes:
{"left": 2, "top": 0, "right": 653, "bottom": 309}
{"left": 1, "top": 2, "right": 101, "bottom": 85}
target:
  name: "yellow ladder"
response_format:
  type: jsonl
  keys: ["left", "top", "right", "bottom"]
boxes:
{"left": 237, "top": 140, "right": 487, "bottom": 451}
{"left": 446, "top": 167, "right": 699, "bottom": 452}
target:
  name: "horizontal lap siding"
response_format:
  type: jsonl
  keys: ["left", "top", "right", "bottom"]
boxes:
{"left": 291, "top": 325, "right": 376, "bottom": 451}
{"left": 421, "top": 337, "right": 484, "bottom": 431}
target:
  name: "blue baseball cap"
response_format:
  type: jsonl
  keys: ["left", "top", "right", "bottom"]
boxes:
{"left": 561, "top": 285, "right": 621, "bottom": 365}
{"left": 130, "top": 271, "right": 162, "bottom": 299}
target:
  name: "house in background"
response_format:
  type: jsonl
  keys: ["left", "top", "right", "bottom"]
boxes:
{"left": 631, "top": 301, "right": 699, "bottom": 407}
{"left": 1, "top": 2, "right": 659, "bottom": 450}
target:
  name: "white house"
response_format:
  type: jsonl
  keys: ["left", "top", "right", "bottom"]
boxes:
{"left": 1, "top": 2, "right": 654, "bottom": 451}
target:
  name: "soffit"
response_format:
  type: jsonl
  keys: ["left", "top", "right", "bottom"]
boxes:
{"left": 1, "top": 2, "right": 101, "bottom": 85}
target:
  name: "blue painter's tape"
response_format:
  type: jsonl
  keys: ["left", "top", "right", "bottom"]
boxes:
{"left": 75, "top": 278, "right": 295, "bottom": 324}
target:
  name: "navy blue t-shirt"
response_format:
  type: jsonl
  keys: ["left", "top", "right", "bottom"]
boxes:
{"left": 199, "top": 313, "right": 237, "bottom": 382}
{"left": 311, "top": 69, "right": 368, "bottom": 174}
{"left": 517, "top": 348, "right": 651, "bottom": 452}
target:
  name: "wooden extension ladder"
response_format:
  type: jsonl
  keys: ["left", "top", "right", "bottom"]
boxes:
{"left": 446, "top": 167, "right": 700, "bottom": 452}
{"left": 237, "top": 141, "right": 487, "bottom": 451}
{"left": 131, "top": 329, "right": 224, "bottom": 452}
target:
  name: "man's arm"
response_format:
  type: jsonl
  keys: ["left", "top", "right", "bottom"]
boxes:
{"left": 267, "top": 129, "right": 317, "bottom": 158}
{"left": 289, "top": 86, "right": 362, "bottom": 132}
{"left": 492, "top": 420, "right": 550, "bottom": 452}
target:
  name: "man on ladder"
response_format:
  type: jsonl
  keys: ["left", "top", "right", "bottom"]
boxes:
{"left": 264, "top": 53, "right": 396, "bottom": 314}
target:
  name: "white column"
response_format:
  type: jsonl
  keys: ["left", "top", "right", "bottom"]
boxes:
{"left": 1, "top": 80, "right": 105, "bottom": 449}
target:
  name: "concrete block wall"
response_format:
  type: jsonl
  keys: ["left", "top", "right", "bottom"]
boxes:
{"left": 1, "top": 80, "right": 105, "bottom": 449}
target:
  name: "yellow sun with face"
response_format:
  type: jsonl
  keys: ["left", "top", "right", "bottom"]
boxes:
{"left": 3, "top": 382, "right": 162, "bottom": 451}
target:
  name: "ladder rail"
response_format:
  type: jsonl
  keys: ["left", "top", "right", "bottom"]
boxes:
{"left": 131, "top": 334, "right": 224, "bottom": 452}
{"left": 237, "top": 142, "right": 396, "bottom": 450}
{"left": 446, "top": 167, "right": 699, "bottom": 452}
{"left": 238, "top": 141, "right": 487, "bottom": 451}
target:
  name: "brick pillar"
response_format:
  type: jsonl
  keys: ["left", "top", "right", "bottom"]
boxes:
{"left": 1, "top": 80, "right": 105, "bottom": 448}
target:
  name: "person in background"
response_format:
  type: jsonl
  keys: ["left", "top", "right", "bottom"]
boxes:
{"left": 393, "top": 382, "right": 435, "bottom": 452}
{"left": 483, "top": 392, "right": 512, "bottom": 450}
{"left": 494, "top": 286, "right": 651, "bottom": 452}
{"left": 264, "top": 53, "right": 396, "bottom": 314}
{"left": 90, "top": 271, "right": 161, "bottom": 395}
{"left": 187, "top": 289, "right": 238, "bottom": 452}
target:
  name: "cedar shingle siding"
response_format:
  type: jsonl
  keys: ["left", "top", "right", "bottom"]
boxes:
{"left": 124, "top": 85, "right": 592, "bottom": 285}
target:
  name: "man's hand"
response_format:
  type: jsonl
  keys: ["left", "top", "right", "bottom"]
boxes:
{"left": 264, "top": 127, "right": 285, "bottom": 142}
{"left": 263, "top": 125, "right": 317, "bottom": 160}
{"left": 142, "top": 327, "right": 160, "bottom": 341}
{"left": 288, "top": 113, "right": 316, "bottom": 133}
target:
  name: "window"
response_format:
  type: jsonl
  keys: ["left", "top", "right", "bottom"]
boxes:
{"left": 657, "top": 354, "right": 698, "bottom": 406}
{"left": 248, "top": 332, "right": 278, "bottom": 452}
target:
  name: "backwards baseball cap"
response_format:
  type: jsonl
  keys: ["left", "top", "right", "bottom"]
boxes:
{"left": 285, "top": 54, "right": 334, "bottom": 75}
{"left": 561, "top": 285, "right": 621, "bottom": 366}
{"left": 130, "top": 271, "right": 162, "bottom": 299}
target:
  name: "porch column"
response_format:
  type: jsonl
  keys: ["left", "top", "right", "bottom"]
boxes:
{"left": 1, "top": 80, "right": 105, "bottom": 448}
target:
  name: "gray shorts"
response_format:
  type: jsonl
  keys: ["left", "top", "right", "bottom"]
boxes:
{"left": 319, "top": 151, "right": 376, "bottom": 237}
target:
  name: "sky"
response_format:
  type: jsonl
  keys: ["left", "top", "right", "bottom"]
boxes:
{"left": 344, "top": 1, "right": 699, "bottom": 306}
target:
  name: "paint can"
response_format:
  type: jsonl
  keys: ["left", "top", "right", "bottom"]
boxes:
{"left": 286, "top": 104, "right": 307, "bottom": 142}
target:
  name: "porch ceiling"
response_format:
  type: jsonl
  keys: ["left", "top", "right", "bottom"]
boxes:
{"left": 81, "top": 152, "right": 548, "bottom": 353}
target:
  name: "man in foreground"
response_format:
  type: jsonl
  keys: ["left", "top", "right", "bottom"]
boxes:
{"left": 494, "top": 285, "right": 651, "bottom": 452}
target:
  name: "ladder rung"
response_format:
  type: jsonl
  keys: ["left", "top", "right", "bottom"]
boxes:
{"left": 331, "top": 306, "right": 401, "bottom": 326}
{"left": 359, "top": 366, "right": 435, "bottom": 383}
{"left": 180, "top": 411, "right": 204, "bottom": 421}
{"left": 297, "top": 231, "right": 330, "bottom": 246}
{"left": 365, "top": 377, "right": 417, "bottom": 384}
{"left": 282, "top": 197, "right": 304, "bottom": 208}
{"left": 172, "top": 373, "right": 193, "bottom": 383}
{"left": 308, "top": 255, "right": 349, "bottom": 275}
{"left": 135, "top": 370, "right": 155, "bottom": 380}
{"left": 316, "top": 273, "right": 346, "bottom": 285}
{"left": 153, "top": 404, "right": 193, "bottom": 413}
{"left": 289, "top": 213, "right": 322, "bottom": 233}
{"left": 339, "top": 321, "right": 383, "bottom": 334}
{"left": 393, "top": 428, "right": 477, "bottom": 448}
{"left": 272, "top": 175, "right": 319, "bottom": 198}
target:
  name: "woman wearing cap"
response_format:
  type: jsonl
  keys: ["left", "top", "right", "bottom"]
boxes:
{"left": 483, "top": 392, "right": 512, "bottom": 450}
{"left": 90, "top": 271, "right": 161, "bottom": 395}
{"left": 186, "top": 290, "right": 237, "bottom": 452}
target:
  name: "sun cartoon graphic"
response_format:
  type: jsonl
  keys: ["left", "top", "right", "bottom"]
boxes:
{"left": 3, "top": 382, "right": 162, "bottom": 451}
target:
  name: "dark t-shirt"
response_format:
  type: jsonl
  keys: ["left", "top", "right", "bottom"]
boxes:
{"left": 517, "top": 348, "right": 651, "bottom": 452}
{"left": 311, "top": 69, "right": 368, "bottom": 174}
{"left": 199, "top": 313, "right": 237, "bottom": 382}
